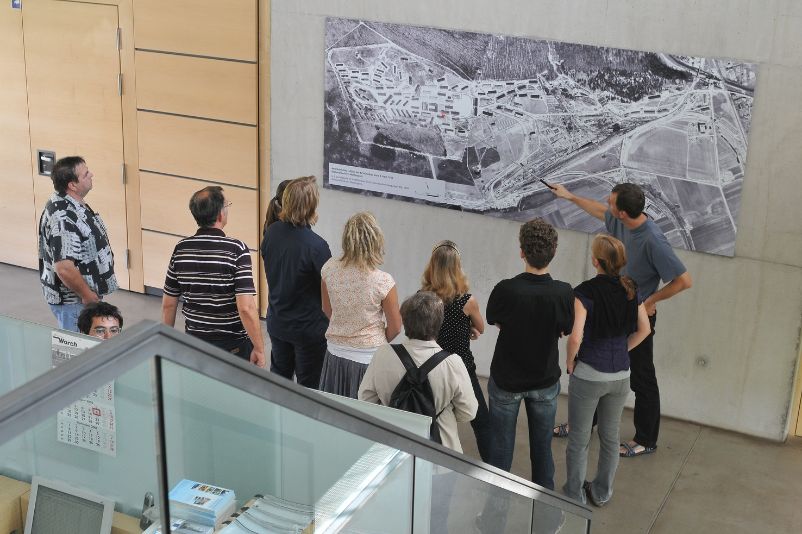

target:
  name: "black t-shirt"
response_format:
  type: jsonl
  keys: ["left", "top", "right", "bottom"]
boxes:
{"left": 262, "top": 221, "right": 331, "bottom": 342}
{"left": 486, "top": 273, "right": 574, "bottom": 392}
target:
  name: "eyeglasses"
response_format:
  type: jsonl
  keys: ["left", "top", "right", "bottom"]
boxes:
{"left": 92, "top": 326, "right": 121, "bottom": 336}
{"left": 224, "top": 201, "right": 233, "bottom": 208}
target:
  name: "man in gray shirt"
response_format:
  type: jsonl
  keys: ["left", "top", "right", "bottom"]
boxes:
{"left": 550, "top": 182, "right": 692, "bottom": 457}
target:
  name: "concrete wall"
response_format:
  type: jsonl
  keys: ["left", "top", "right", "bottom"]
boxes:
{"left": 269, "top": 0, "right": 802, "bottom": 440}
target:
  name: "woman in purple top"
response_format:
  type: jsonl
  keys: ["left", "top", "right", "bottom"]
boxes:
{"left": 563, "top": 235, "right": 650, "bottom": 507}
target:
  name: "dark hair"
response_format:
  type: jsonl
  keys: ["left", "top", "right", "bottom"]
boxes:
{"left": 189, "top": 186, "right": 225, "bottom": 227}
{"left": 591, "top": 234, "right": 637, "bottom": 300}
{"left": 263, "top": 179, "right": 292, "bottom": 234}
{"left": 400, "top": 291, "right": 444, "bottom": 341}
{"left": 611, "top": 183, "right": 645, "bottom": 218}
{"left": 51, "top": 156, "right": 86, "bottom": 195}
{"left": 519, "top": 218, "right": 558, "bottom": 269}
{"left": 77, "top": 302, "right": 123, "bottom": 335}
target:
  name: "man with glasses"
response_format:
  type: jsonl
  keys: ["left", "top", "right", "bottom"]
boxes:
{"left": 161, "top": 186, "right": 266, "bottom": 367}
{"left": 77, "top": 302, "right": 123, "bottom": 340}
{"left": 38, "top": 156, "right": 117, "bottom": 331}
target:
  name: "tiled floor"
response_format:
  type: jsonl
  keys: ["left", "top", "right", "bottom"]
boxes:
{"left": 2, "top": 262, "right": 801, "bottom": 533}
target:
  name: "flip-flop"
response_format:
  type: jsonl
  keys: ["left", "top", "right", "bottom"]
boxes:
{"left": 619, "top": 442, "right": 657, "bottom": 457}
{"left": 553, "top": 423, "right": 569, "bottom": 438}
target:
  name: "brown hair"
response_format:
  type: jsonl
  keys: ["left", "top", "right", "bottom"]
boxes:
{"left": 280, "top": 176, "right": 319, "bottom": 226}
{"left": 263, "top": 179, "right": 292, "bottom": 234}
{"left": 519, "top": 218, "right": 557, "bottom": 269}
{"left": 591, "top": 234, "right": 636, "bottom": 300}
{"left": 421, "top": 240, "right": 469, "bottom": 304}
{"left": 340, "top": 212, "right": 385, "bottom": 270}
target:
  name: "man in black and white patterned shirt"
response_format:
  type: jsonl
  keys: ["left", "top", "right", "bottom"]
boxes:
{"left": 38, "top": 156, "right": 117, "bottom": 332}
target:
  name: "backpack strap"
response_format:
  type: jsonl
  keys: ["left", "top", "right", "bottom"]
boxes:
{"left": 390, "top": 344, "right": 418, "bottom": 373}
{"left": 417, "top": 349, "right": 451, "bottom": 379}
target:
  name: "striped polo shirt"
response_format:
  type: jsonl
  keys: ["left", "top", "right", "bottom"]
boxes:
{"left": 164, "top": 227, "right": 255, "bottom": 340}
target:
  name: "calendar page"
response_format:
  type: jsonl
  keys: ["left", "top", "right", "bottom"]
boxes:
{"left": 52, "top": 332, "right": 117, "bottom": 457}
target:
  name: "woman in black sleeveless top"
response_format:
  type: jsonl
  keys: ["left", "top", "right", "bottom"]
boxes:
{"left": 422, "top": 240, "right": 491, "bottom": 462}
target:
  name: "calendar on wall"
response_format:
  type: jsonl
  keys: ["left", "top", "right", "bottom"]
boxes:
{"left": 51, "top": 332, "right": 117, "bottom": 457}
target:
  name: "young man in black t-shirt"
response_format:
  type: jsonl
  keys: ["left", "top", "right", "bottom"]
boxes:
{"left": 485, "top": 218, "right": 574, "bottom": 490}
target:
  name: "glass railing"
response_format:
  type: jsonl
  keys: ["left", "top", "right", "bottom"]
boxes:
{"left": 0, "top": 315, "right": 592, "bottom": 533}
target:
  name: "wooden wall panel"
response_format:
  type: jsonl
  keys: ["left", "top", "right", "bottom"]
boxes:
{"left": 142, "top": 230, "right": 258, "bottom": 293}
{"left": 138, "top": 112, "right": 257, "bottom": 188}
{"left": 139, "top": 172, "right": 259, "bottom": 250}
{"left": 133, "top": 0, "right": 256, "bottom": 61}
{"left": 0, "top": 8, "right": 37, "bottom": 268}
{"left": 135, "top": 51, "right": 257, "bottom": 124}
{"left": 142, "top": 230, "right": 180, "bottom": 289}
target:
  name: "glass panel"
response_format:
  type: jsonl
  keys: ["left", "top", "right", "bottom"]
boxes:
{"left": 0, "top": 357, "right": 160, "bottom": 522}
{"left": 0, "top": 315, "right": 94, "bottom": 396}
{"left": 413, "top": 459, "right": 533, "bottom": 533}
{"left": 545, "top": 508, "right": 588, "bottom": 534}
{"left": 160, "top": 360, "right": 414, "bottom": 533}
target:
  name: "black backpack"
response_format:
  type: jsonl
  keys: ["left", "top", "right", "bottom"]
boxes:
{"left": 388, "top": 344, "right": 451, "bottom": 444}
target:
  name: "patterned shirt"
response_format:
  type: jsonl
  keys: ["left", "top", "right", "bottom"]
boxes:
{"left": 164, "top": 227, "right": 256, "bottom": 340}
{"left": 38, "top": 192, "right": 117, "bottom": 305}
{"left": 437, "top": 293, "right": 475, "bottom": 372}
{"left": 321, "top": 259, "right": 395, "bottom": 348}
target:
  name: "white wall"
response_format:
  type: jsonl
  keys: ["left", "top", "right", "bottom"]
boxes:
{"left": 270, "top": 0, "right": 802, "bottom": 441}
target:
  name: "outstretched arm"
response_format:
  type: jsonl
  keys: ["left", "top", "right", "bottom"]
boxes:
{"left": 548, "top": 183, "right": 608, "bottom": 221}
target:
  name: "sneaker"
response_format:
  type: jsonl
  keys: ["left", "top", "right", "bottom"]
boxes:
{"left": 583, "top": 481, "right": 606, "bottom": 508}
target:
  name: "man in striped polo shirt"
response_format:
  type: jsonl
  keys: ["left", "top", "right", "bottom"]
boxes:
{"left": 161, "top": 186, "right": 266, "bottom": 367}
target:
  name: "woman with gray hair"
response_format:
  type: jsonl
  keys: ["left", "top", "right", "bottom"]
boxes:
{"left": 358, "top": 291, "right": 477, "bottom": 452}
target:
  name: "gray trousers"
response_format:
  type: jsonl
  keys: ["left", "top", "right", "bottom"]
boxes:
{"left": 563, "top": 374, "right": 630, "bottom": 505}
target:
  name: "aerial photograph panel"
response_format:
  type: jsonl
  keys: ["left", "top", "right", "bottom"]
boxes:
{"left": 323, "top": 18, "right": 757, "bottom": 256}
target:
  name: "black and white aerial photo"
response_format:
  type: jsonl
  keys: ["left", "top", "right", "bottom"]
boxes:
{"left": 323, "top": 18, "right": 757, "bottom": 256}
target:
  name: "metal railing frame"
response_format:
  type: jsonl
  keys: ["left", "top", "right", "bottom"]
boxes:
{"left": 0, "top": 320, "right": 592, "bottom": 532}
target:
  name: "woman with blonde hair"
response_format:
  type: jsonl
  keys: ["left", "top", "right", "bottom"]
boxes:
{"left": 563, "top": 234, "right": 650, "bottom": 507}
{"left": 319, "top": 212, "right": 402, "bottom": 398}
{"left": 421, "top": 240, "right": 490, "bottom": 462}
{"left": 261, "top": 176, "right": 331, "bottom": 388}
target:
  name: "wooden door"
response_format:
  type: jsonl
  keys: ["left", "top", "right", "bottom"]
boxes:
{"left": 0, "top": 7, "right": 36, "bottom": 268}
{"left": 23, "top": 0, "right": 129, "bottom": 289}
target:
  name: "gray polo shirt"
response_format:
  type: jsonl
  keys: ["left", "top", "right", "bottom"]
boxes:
{"left": 605, "top": 211, "right": 686, "bottom": 298}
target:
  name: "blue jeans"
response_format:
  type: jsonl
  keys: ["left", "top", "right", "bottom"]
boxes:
{"left": 488, "top": 377, "right": 560, "bottom": 490}
{"left": 49, "top": 302, "right": 83, "bottom": 332}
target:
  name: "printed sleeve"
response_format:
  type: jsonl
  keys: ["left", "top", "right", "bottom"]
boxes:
{"left": 374, "top": 271, "right": 395, "bottom": 301}
{"left": 48, "top": 210, "right": 81, "bottom": 263}
{"left": 234, "top": 246, "right": 257, "bottom": 294}
{"left": 320, "top": 257, "right": 335, "bottom": 282}
{"left": 163, "top": 248, "right": 182, "bottom": 296}
{"left": 648, "top": 234, "right": 687, "bottom": 284}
